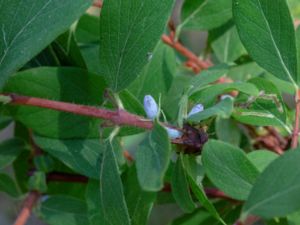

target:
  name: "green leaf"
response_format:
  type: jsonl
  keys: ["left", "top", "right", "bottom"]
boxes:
{"left": 188, "top": 98, "right": 234, "bottom": 123}
{"left": 228, "top": 61, "right": 264, "bottom": 81}
{"left": 75, "top": 14, "right": 101, "bottom": 74}
{"left": 188, "top": 64, "right": 229, "bottom": 96}
{"left": 180, "top": 0, "right": 232, "bottom": 31}
{"left": 34, "top": 136, "right": 103, "bottom": 179}
{"left": 85, "top": 180, "right": 105, "bottom": 225}
{"left": 0, "top": 115, "right": 12, "bottom": 130}
{"left": 296, "top": 27, "right": 300, "bottom": 81}
{"left": 28, "top": 171, "right": 47, "bottom": 192}
{"left": 0, "top": 173, "right": 20, "bottom": 197}
{"left": 171, "top": 155, "right": 196, "bottom": 213}
{"left": 215, "top": 118, "right": 241, "bottom": 146}
{"left": 119, "top": 90, "right": 146, "bottom": 116}
{"left": 247, "top": 150, "right": 278, "bottom": 172}
{"left": 288, "top": 210, "right": 300, "bottom": 225}
{"left": 40, "top": 195, "right": 90, "bottom": 225}
{"left": 129, "top": 41, "right": 175, "bottom": 101}
{"left": 188, "top": 178, "right": 226, "bottom": 225}
{"left": 232, "top": 108, "right": 291, "bottom": 134}
{"left": 211, "top": 25, "right": 247, "bottom": 63}
{"left": 0, "top": 0, "right": 92, "bottom": 89}
{"left": 75, "top": 14, "right": 100, "bottom": 44}
{"left": 182, "top": 155, "right": 205, "bottom": 185}
{"left": 34, "top": 155, "right": 55, "bottom": 173}
{"left": 170, "top": 209, "right": 216, "bottom": 225}
{"left": 243, "top": 149, "right": 300, "bottom": 219}
{"left": 123, "top": 166, "right": 156, "bottom": 225}
{"left": 100, "top": 140, "right": 131, "bottom": 225}
{"left": 13, "top": 150, "right": 31, "bottom": 193}
{"left": 263, "top": 72, "right": 295, "bottom": 95}
{"left": 190, "top": 82, "right": 259, "bottom": 105}
{"left": 249, "top": 77, "right": 287, "bottom": 124}
{"left": 99, "top": 0, "right": 174, "bottom": 91}
{"left": 163, "top": 65, "right": 228, "bottom": 120}
{"left": 0, "top": 138, "right": 26, "bottom": 170}
{"left": 233, "top": 0, "right": 298, "bottom": 86}
{"left": 163, "top": 75, "right": 192, "bottom": 120}
{"left": 53, "top": 30, "right": 86, "bottom": 68}
{"left": 4, "top": 67, "right": 106, "bottom": 138}
{"left": 136, "top": 121, "right": 171, "bottom": 191}
{"left": 80, "top": 45, "right": 101, "bottom": 75}
{"left": 202, "top": 140, "right": 259, "bottom": 200}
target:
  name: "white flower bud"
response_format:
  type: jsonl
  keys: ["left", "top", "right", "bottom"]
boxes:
{"left": 188, "top": 104, "right": 204, "bottom": 118}
{"left": 143, "top": 95, "right": 158, "bottom": 120}
{"left": 165, "top": 127, "right": 183, "bottom": 139}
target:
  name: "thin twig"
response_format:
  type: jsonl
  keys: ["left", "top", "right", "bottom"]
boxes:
{"left": 161, "top": 34, "right": 212, "bottom": 71}
{"left": 13, "top": 191, "right": 40, "bottom": 225}
{"left": 205, "top": 188, "right": 239, "bottom": 203}
{"left": 47, "top": 172, "right": 88, "bottom": 183}
{"left": 4, "top": 93, "right": 153, "bottom": 129}
{"left": 291, "top": 90, "right": 300, "bottom": 149}
{"left": 1, "top": 93, "right": 206, "bottom": 149}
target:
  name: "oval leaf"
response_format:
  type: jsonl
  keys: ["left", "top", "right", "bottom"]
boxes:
{"left": 0, "top": 0, "right": 92, "bottom": 89}
{"left": 123, "top": 166, "right": 156, "bottom": 225}
{"left": 202, "top": 140, "right": 259, "bottom": 200}
{"left": 233, "top": 0, "right": 298, "bottom": 85}
{"left": 0, "top": 173, "right": 20, "bottom": 198}
{"left": 0, "top": 138, "right": 26, "bottom": 170}
{"left": 99, "top": 0, "right": 174, "bottom": 91}
{"left": 4, "top": 67, "right": 106, "bottom": 138}
{"left": 243, "top": 150, "right": 300, "bottom": 219}
{"left": 40, "top": 195, "right": 89, "bottom": 225}
{"left": 100, "top": 140, "right": 131, "bottom": 225}
{"left": 136, "top": 121, "right": 171, "bottom": 191}
{"left": 188, "top": 98, "right": 234, "bottom": 123}
{"left": 181, "top": 0, "right": 232, "bottom": 31}
{"left": 247, "top": 150, "right": 278, "bottom": 172}
{"left": 171, "top": 155, "right": 196, "bottom": 213}
{"left": 34, "top": 136, "right": 103, "bottom": 179}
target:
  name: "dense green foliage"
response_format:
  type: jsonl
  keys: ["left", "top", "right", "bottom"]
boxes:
{"left": 1, "top": 0, "right": 300, "bottom": 225}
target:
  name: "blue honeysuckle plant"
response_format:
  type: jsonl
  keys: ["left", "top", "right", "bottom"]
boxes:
{"left": 0, "top": 0, "right": 300, "bottom": 225}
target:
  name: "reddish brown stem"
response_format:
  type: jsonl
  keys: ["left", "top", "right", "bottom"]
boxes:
{"left": 13, "top": 191, "right": 40, "bottom": 225}
{"left": 161, "top": 34, "right": 212, "bottom": 70}
{"left": 205, "top": 188, "right": 239, "bottom": 202}
{"left": 47, "top": 172, "right": 88, "bottom": 183}
{"left": 5, "top": 93, "right": 153, "bottom": 129}
{"left": 234, "top": 216, "right": 260, "bottom": 225}
{"left": 123, "top": 150, "right": 134, "bottom": 162}
{"left": 291, "top": 90, "right": 300, "bottom": 149}
{"left": 3, "top": 93, "right": 204, "bottom": 148}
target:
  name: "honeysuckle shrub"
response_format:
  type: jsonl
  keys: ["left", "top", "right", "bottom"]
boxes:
{"left": 1, "top": 0, "right": 300, "bottom": 225}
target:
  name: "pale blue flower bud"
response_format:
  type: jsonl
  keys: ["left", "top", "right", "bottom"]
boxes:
{"left": 144, "top": 95, "right": 158, "bottom": 120}
{"left": 165, "top": 127, "right": 183, "bottom": 139}
{"left": 188, "top": 104, "right": 204, "bottom": 118}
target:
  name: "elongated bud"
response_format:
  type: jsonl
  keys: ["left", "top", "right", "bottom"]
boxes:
{"left": 165, "top": 127, "right": 183, "bottom": 139}
{"left": 188, "top": 104, "right": 204, "bottom": 118}
{"left": 143, "top": 95, "right": 158, "bottom": 120}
